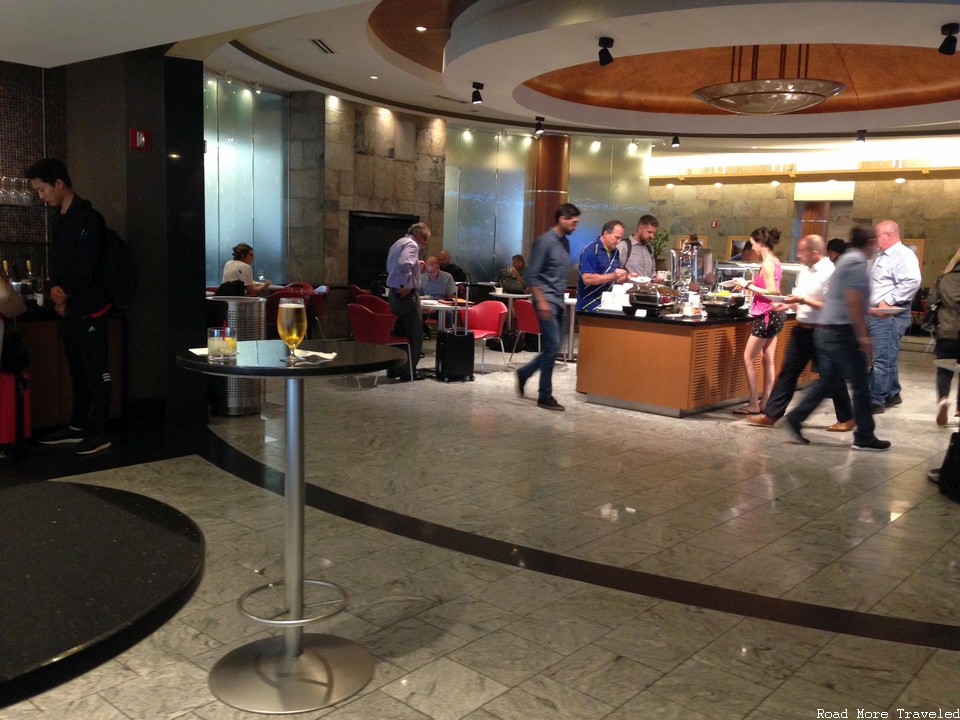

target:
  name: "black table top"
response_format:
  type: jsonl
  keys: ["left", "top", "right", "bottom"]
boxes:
{"left": 176, "top": 339, "right": 406, "bottom": 379}
{"left": 580, "top": 307, "right": 758, "bottom": 326}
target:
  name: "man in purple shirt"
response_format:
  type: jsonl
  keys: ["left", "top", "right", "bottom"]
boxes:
{"left": 386, "top": 222, "right": 430, "bottom": 380}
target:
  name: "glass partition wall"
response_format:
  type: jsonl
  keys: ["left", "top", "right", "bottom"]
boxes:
{"left": 445, "top": 129, "right": 653, "bottom": 275}
{"left": 203, "top": 74, "right": 288, "bottom": 286}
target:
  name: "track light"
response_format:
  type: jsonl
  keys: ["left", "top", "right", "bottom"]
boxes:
{"left": 940, "top": 23, "right": 959, "bottom": 55}
{"left": 628, "top": 138, "right": 638, "bottom": 152}
{"left": 254, "top": 82, "right": 262, "bottom": 94}
{"left": 598, "top": 37, "right": 614, "bottom": 66}
{"left": 671, "top": 135, "right": 680, "bottom": 148}
{"left": 856, "top": 129, "right": 866, "bottom": 143}
{"left": 471, "top": 82, "right": 484, "bottom": 104}
{"left": 224, "top": 72, "right": 233, "bottom": 84}
{"left": 534, "top": 117, "right": 544, "bottom": 136}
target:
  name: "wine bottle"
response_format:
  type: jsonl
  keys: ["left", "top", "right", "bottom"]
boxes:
{"left": 33, "top": 266, "right": 46, "bottom": 308}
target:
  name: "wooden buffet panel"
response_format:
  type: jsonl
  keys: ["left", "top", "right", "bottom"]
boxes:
{"left": 576, "top": 311, "right": 815, "bottom": 416}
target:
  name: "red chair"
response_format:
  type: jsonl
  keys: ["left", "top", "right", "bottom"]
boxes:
{"left": 459, "top": 300, "right": 508, "bottom": 373}
{"left": 355, "top": 294, "right": 391, "bottom": 313}
{"left": 349, "top": 284, "right": 370, "bottom": 303}
{"left": 347, "top": 303, "right": 413, "bottom": 382}
{"left": 286, "top": 281, "right": 314, "bottom": 293}
{"left": 510, "top": 299, "right": 540, "bottom": 362}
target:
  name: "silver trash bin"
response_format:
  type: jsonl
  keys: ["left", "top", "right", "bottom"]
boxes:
{"left": 206, "top": 296, "right": 266, "bottom": 416}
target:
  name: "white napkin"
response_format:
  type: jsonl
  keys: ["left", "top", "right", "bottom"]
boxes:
{"left": 294, "top": 349, "right": 336, "bottom": 362}
{"left": 190, "top": 348, "right": 209, "bottom": 356}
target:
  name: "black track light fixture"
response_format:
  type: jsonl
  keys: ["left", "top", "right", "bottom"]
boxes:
{"left": 671, "top": 135, "right": 680, "bottom": 148}
{"left": 471, "top": 82, "right": 484, "bottom": 104}
{"left": 940, "top": 23, "right": 959, "bottom": 55}
{"left": 598, "top": 37, "right": 614, "bottom": 66}
{"left": 856, "top": 129, "right": 867, "bottom": 143}
{"left": 534, "top": 117, "right": 544, "bottom": 136}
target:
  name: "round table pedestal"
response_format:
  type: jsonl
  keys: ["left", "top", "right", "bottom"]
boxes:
{"left": 208, "top": 634, "right": 375, "bottom": 713}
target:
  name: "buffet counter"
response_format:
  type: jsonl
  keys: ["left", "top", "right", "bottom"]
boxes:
{"left": 576, "top": 309, "right": 814, "bottom": 417}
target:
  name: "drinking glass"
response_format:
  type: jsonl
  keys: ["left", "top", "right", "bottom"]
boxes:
{"left": 207, "top": 326, "right": 236, "bottom": 363}
{"left": 18, "top": 178, "right": 34, "bottom": 206}
{"left": 277, "top": 297, "right": 307, "bottom": 363}
{"left": 0, "top": 177, "right": 10, "bottom": 204}
{"left": 257, "top": 268, "right": 265, "bottom": 283}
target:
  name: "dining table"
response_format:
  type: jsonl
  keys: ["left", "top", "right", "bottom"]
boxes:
{"left": 176, "top": 339, "right": 406, "bottom": 714}
{"left": 492, "top": 290, "right": 531, "bottom": 329}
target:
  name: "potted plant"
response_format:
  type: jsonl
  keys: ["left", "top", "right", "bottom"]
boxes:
{"left": 651, "top": 229, "right": 671, "bottom": 270}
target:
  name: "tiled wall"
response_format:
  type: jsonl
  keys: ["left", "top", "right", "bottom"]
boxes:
{"left": 0, "top": 61, "right": 67, "bottom": 277}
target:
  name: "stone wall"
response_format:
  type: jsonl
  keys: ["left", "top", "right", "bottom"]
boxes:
{"left": 288, "top": 91, "right": 325, "bottom": 283}
{"left": 323, "top": 97, "right": 446, "bottom": 283}
{"left": 648, "top": 178, "right": 960, "bottom": 286}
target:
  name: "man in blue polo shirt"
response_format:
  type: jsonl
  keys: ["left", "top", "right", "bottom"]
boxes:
{"left": 576, "top": 220, "right": 629, "bottom": 311}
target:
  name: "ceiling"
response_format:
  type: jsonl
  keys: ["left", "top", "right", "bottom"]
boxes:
{"left": 4, "top": 0, "right": 960, "bottom": 156}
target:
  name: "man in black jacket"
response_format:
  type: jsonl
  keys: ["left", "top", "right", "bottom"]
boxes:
{"left": 26, "top": 159, "right": 112, "bottom": 455}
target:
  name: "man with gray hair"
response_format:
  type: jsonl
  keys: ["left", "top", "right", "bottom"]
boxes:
{"left": 748, "top": 235, "right": 853, "bottom": 430}
{"left": 386, "top": 222, "right": 430, "bottom": 380}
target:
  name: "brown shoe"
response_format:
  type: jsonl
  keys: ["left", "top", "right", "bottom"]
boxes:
{"left": 826, "top": 419, "right": 855, "bottom": 432}
{"left": 746, "top": 413, "right": 776, "bottom": 428}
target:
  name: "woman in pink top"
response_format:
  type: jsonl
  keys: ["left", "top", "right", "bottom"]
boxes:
{"left": 732, "top": 227, "right": 785, "bottom": 414}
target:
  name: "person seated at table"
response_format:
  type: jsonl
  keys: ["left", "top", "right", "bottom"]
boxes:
{"left": 420, "top": 255, "right": 456, "bottom": 337}
{"left": 730, "top": 239, "right": 758, "bottom": 263}
{"left": 420, "top": 256, "right": 456, "bottom": 300}
{"left": 506, "top": 254, "right": 529, "bottom": 290}
{"left": 438, "top": 250, "right": 467, "bottom": 283}
{"left": 576, "top": 219, "right": 629, "bottom": 312}
{"left": 222, "top": 243, "right": 270, "bottom": 296}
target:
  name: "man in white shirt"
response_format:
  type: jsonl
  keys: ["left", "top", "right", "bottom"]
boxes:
{"left": 615, "top": 215, "right": 658, "bottom": 279}
{"left": 868, "top": 220, "right": 921, "bottom": 412}
{"left": 748, "top": 235, "right": 853, "bottom": 430}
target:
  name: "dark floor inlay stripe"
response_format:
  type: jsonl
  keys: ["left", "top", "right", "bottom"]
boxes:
{"left": 202, "top": 431, "right": 960, "bottom": 651}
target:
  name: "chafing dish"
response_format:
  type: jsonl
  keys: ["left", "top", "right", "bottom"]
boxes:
{"left": 624, "top": 284, "right": 679, "bottom": 316}
{"left": 702, "top": 292, "right": 748, "bottom": 317}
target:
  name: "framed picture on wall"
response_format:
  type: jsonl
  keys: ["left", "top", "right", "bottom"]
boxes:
{"left": 674, "top": 234, "right": 708, "bottom": 249}
{"left": 726, "top": 236, "right": 753, "bottom": 260}
{"left": 903, "top": 239, "right": 924, "bottom": 266}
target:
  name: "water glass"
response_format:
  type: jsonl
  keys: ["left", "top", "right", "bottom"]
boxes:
{"left": 207, "top": 326, "right": 237, "bottom": 363}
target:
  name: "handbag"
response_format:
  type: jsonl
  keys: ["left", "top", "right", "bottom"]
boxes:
{"left": 496, "top": 272, "right": 525, "bottom": 295}
{"left": 0, "top": 274, "right": 27, "bottom": 319}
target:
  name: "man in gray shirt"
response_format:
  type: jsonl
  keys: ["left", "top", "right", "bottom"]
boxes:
{"left": 616, "top": 215, "right": 659, "bottom": 279}
{"left": 516, "top": 203, "right": 578, "bottom": 411}
{"left": 784, "top": 226, "right": 890, "bottom": 451}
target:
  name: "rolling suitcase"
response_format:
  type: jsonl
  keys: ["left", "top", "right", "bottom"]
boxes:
{"left": 0, "top": 370, "right": 32, "bottom": 448}
{"left": 435, "top": 283, "right": 475, "bottom": 382}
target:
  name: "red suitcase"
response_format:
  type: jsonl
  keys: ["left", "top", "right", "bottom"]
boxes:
{"left": 0, "top": 371, "right": 32, "bottom": 446}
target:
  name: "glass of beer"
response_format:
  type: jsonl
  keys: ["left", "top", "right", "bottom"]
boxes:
{"left": 277, "top": 297, "right": 307, "bottom": 363}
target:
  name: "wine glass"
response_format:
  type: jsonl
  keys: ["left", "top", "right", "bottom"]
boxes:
{"left": 257, "top": 268, "right": 265, "bottom": 283}
{"left": 277, "top": 297, "right": 307, "bottom": 363}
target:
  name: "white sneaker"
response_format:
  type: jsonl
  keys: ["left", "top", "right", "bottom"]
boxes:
{"left": 937, "top": 397, "right": 950, "bottom": 427}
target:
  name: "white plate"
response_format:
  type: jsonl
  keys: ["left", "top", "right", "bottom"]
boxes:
{"left": 874, "top": 307, "right": 906, "bottom": 315}
{"left": 760, "top": 294, "right": 789, "bottom": 302}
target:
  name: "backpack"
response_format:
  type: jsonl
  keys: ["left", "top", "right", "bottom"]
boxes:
{"left": 96, "top": 213, "right": 139, "bottom": 307}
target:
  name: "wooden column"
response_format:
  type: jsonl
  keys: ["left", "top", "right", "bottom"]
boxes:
{"left": 800, "top": 201, "right": 830, "bottom": 239}
{"left": 528, "top": 134, "right": 570, "bottom": 237}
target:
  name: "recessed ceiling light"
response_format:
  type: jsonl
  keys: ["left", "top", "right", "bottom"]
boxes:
{"left": 415, "top": 26, "right": 427, "bottom": 32}
{"left": 665, "top": 183, "right": 675, "bottom": 189}
{"left": 770, "top": 180, "right": 780, "bottom": 187}
{"left": 714, "top": 182, "right": 723, "bottom": 187}
{"left": 895, "top": 177, "right": 906, "bottom": 184}
{"left": 369, "top": 75, "right": 378, "bottom": 80}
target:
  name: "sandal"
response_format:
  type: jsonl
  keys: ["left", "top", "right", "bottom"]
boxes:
{"left": 732, "top": 406, "right": 761, "bottom": 415}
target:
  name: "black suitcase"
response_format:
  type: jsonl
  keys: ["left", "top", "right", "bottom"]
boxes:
{"left": 435, "top": 281, "right": 475, "bottom": 382}
{"left": 436, "top": 329, "right": 475, "bottom": 381}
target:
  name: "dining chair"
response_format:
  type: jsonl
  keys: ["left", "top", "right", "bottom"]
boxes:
{"left": 265, "top": 289, "right": 313, "bottom": 340}
{"left": 510, "top": 298, "right": 542, "bottom": 362}
{"left": 355, "top": 293, "right": 391, "bottom": 313}
{"left": 307, "top": 290, "right": 327, "bottom": 339}
{"left": 460, "top": 300, "right": 508, "bottom": 373}
{"left": 349, "top": 284, "right": 370, "bottom": 303}
{"left": 286, "top": 281, "right": 314, "bottom": 293}
{"left": 346, "top": 303, "right": 413, "bottom": 383}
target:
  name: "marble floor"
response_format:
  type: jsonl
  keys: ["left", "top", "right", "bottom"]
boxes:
{"left": 3, "top": 338, "right": 959, "bottom": 720}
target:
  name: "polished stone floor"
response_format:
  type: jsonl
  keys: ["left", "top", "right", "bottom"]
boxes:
{"left": 3, "top": 339, "right": 959, "bottom": 720}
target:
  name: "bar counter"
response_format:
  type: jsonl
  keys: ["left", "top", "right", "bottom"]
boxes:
{"left": 576, "top": 308, "right": 814, "bottom": 417}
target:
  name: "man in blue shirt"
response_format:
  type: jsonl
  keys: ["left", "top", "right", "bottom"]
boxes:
{"left": 868, "top": 220, "right": 921, "bottom": 412}
{"left": 784, "top": 226, "right": 890, "bottom": 451}
{"left": 386, "top": 222, "right": 430, "bottom": 380}
{"left": 576, "top": 220, "right": 628, "bottom": 312}
{"left": 516, "top": 203, "right": 579, "bottom": 411}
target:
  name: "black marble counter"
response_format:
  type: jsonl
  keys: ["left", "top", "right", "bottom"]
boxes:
{"left": 0, "top": 482, "right": 204, "bottom": 707}
{"left": 579, "top": 307, "right": 755, "bottom": 326}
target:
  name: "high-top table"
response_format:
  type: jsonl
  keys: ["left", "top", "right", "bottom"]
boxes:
{"left": 177, "top": 339, "right": 405, "bottom": 714}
